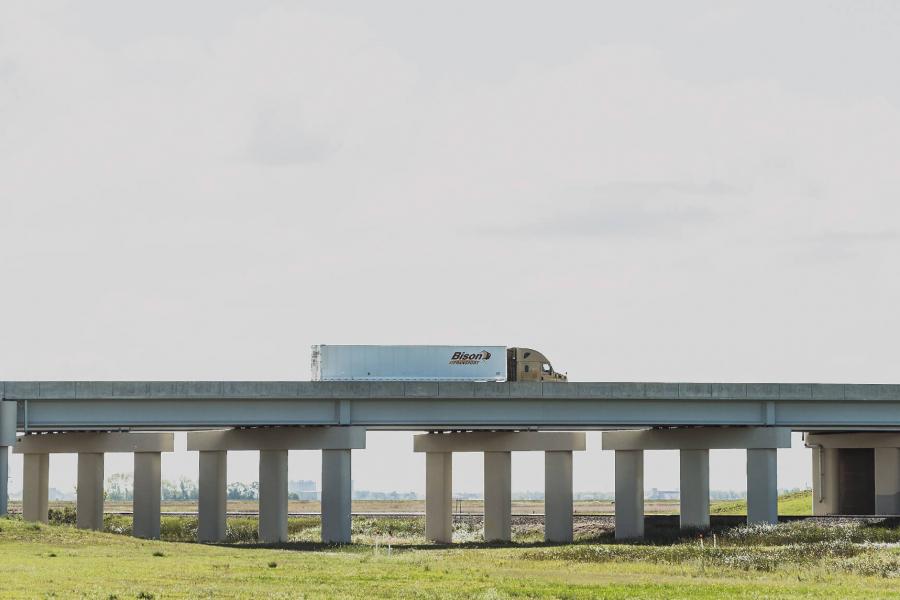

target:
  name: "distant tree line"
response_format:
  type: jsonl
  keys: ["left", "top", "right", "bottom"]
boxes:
{"left": 105, "top": 473, "right": 249, "bottom": 501}
{"left": 162, "top": 476, "right": 198, "bottom": 501}
{"left": 102, "top": 472, "right": 803, "bottom": 503}
{"left": 227, "top": 482, "right": 258, "bottom": 500}
{"left": 104, "top": 473, "right": 133, "bottom": 501}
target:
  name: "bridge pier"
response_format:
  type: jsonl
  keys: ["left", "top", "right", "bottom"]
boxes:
{"left": 0, "top": 448, "right": 7, "bottom": 517}
{"left": 603, "top": 427, "right": 791, "bottom": 538}
{"left": 77, "top": 453, "right": 105, "bottom": 530}
{"left": 425, "top": 452, "right": 453, "bottom": 543}
{"left": 484, "top": 451, "right": 512, "bottom": 542}
{"left": 198, "top": 450, "right": 228, "bottom": 542}
{"left": 23, "top": 453, "right": 50, "bottom": 523}
{"left": 414, "top": 431, "right": 587, "bottom": 544}
{"left": 0, "top": 399, "right": 16, "bottom": 516}
{"left": 679, "top": 449, "right": 710, "bottom": 529}
{"left": 322, "top": 449, "right": 352, "bottom": 543}
{"left": 614, "top": 450, "right": 644, "bottom": 539}
{"left": 544, "top": 450, "right": 574, "bottom": 543}
{"left": 747, "top": 448, "right": 778, "bottom": 524}
{"left": 807, "top": 433, "right": 900, "bottom": 515}
{"left": 259, "top": 449, "right": 289, "bottom": 543}
{"left": 133, "top": 452, "right": 163, "bottom": 538}
{"left": 187, "top": 426, "right": 366, "bottom": 545}
{"left": 13, "top": 433, "right": 174, "bottom": 532}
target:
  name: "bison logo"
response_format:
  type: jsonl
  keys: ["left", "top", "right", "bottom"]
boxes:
{"left": 449, "top": 350, "right": 492, "bottom": 365}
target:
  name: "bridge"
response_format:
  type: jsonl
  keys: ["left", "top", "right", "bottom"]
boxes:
{"left": 2, "top": 381, "right": 899, "bottom": 544}
{"left": 3, "top": 381, "right": 900, "bottom": 430}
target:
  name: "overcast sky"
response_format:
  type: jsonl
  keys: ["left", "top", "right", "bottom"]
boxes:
{"left": 2, "top": 1, "right": 899, "bottom": 496}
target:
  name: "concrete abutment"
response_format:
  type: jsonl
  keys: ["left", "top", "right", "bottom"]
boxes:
{"left": 807, "top": 433, "right": 900, "bottom": 516}
{"left": 875, "top": 447, "right": 900, "bottom": 515}
{"left": 0, "top": 400, "right": 17, "bottom": 516}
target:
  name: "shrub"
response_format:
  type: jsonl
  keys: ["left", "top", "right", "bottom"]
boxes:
{"left": 160, "top": 516, "right": 198, "bottom": 542}
{"left": 353, "top": 517, "right": 424, "bottom": 539}
{"left": 104, "top": 515, "right": 132, "bottom": 536}
{"left": 48, "top": 507, "right": 77, "bottom": 525}
{"left": 225, "top": 518, "right": 259, "bottom": 543}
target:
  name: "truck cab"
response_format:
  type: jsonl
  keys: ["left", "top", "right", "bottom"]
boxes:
{"left": 507, "top": 347, "right": 567, "bottom": 382}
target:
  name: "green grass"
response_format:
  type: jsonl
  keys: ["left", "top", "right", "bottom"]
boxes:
{"left": 4, "top": 515, "right": 900, "bottom": 599}
{"left": 711, "top": 490, "right": 813, "bottom": 516}
{"left": 95, "top": 514, "right": 427, "bottom": 544}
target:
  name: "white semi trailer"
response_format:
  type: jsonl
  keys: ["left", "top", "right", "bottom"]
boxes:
{"left": 311, "top": 345, "right": 567, "bottom": 382}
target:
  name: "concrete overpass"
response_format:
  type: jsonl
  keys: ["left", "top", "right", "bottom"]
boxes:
{"left": 2, "top": 381, "right": 899, "bottom": 543}
{"left": 3, "top": 381, "right": 900, "bottom": 430}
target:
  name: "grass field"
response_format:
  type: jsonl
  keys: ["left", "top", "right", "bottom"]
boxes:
{"left": 1, "top": 489, "right": 897, "bottom": 599}
{"left": 711, "top": 490, "right": 814, "bottom": 516}
{"left": 3, "top": 515, "right": 900, "bottom": 599}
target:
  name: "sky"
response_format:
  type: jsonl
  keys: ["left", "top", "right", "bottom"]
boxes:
{"left": 1, "top": 1, "right": 899, "bottom": 497}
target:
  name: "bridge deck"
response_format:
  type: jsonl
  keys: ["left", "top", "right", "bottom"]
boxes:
{"left": 2, "top": 381, "right": 899, "bottom": 431}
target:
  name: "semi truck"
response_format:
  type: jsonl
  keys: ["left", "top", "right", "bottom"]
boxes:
{"left": 310, "top": 345, "right": 567, "bottom": 382}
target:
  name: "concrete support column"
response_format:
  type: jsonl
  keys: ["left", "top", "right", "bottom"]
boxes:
{"left": 679, "top": 449, "right": 710, "bottom": 530}
{"left": 321, "top": 449, "right": 352, "bottom": 544}
{"left": 187, "top": 427, "right": 366, "bottom": 542}
{"left": 0, "top": 400, "right": 16, "bottom": 517}
{"left": 133, "top": 452, "right": 162, "bottom": 539}
{"left": 747, "top": 448, "right": 778, "bottom": 524}
{"left": 23, "top": 453, "right": 50, "bottom": 523}
{"left": 544, "top": 450, "right": 573, "bottom": 543}
{"left": 875, "top": 447, "right": 900, "bottom": 515}
{"left": 198, "top": 450, "right": 227, "bottom": 542}
{"left": 415, "top": 431, "right": 585, "bottom": 544}
{"left": 0, "top": 447, "right": 8, "bottom": 517}
{"left": 614, "top": 449, "right": 644, "bottom": 540}
{"left": 76, "top": 453, "right": 104, "bottom": 530}
{"left": 258, "top": 449, "right": 288, "bottom": 543}
{"left": 811, "top": 446, "right": 839, "bottom": 516}
{"left": 484, "top": 451, "right": 512, "bottom": 542}
{"left": 425, "top": 452, "right": 452, "bottom": 543}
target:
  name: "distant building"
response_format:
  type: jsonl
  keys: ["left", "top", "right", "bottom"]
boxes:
{"left": 288, "top": 480, "right": 318, "bottom": 500}
{"left": 647, "top": 488, "right": 679, "bottom": 500}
